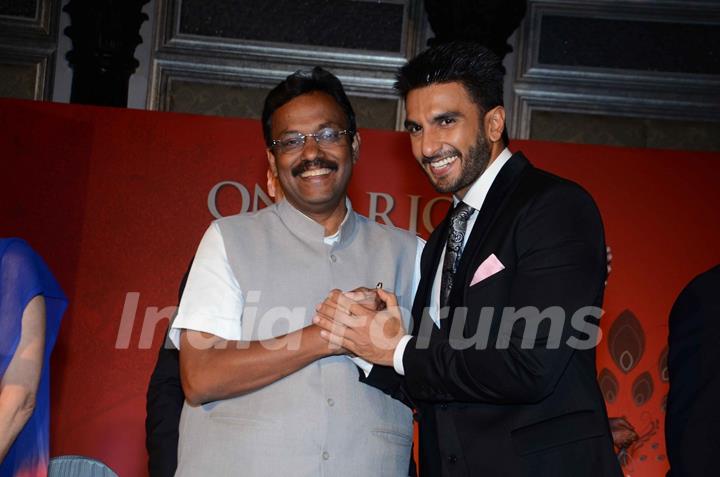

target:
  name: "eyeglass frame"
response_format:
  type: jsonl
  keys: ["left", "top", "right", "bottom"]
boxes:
{"left": 270, "top": 128, "right": 354, "bottom": 153}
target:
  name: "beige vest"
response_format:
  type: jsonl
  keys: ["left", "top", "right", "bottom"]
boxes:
{"left": 176, "top": 200, "right": 417, "bottom": 477}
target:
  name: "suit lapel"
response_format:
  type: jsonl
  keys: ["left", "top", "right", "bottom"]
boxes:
{"left": 454, "top": 153, "right": 530, "bottom": 293}
{"left": 411, "top": 152, "right": 531, "bottom": 332}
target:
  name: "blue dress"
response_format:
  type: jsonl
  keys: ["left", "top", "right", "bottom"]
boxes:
{"left": 0, "top": 239, "right": 67, "bottom": 477}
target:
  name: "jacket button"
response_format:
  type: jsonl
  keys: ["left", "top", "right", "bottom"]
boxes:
{"left": 439, "top": 403, "right": 448, "bottom": 410}
{"left": 330, "top": 254, "right": 337, "bottom": 263}
{"left": 322, "top": 451, "right": 330, "bottom": 460}
{"left": 447, "top": 454, "right": 457, "bottom": 464}
{"left": 327, "top": 398, "right": 335, "bottom": 407}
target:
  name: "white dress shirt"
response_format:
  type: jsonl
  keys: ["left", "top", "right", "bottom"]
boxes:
{"left": 169, "top": 201, "right": 424, "bottom": 375}
{"left": 392, "top": 147, "right": 513, "bottom": 375}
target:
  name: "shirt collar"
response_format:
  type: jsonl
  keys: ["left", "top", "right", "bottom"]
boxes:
{"left": 322, "top": 198, "right": 353, "bottom": 245}
{"left": 454, "top": 147, "right": 513, "bottom": 211}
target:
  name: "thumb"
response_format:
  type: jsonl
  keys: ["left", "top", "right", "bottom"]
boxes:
{"left": 376, "top": 288, "right": 398, "bottom": 308}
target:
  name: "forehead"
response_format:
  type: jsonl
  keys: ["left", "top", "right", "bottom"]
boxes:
{"left": 271, "top": 91, "right": 346, "bottom": 134}
{"left": 405, "top": 82, "right": 479, "bottom": 121}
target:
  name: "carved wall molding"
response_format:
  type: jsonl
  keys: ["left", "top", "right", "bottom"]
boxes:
{"left": 0, "top": 0, "right": 58, "bottom": 38}
{"left": 509, "top": 0, "right": 720, "bottom": 139}
{"left": 0, "top": 0, "right": 60, "bottom": 100}
{"left": 148, "top": 0, "right": 427, "bottom": 129}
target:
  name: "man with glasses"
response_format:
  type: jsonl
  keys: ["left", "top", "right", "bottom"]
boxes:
{"left": 169, "top": 67, "right": 421, "bottom": 476}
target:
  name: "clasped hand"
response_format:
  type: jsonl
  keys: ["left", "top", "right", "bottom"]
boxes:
{"left": 313, "top": 287, "right": 406, "bottom": 367}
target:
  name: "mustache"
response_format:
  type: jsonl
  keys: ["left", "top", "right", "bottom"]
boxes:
{"left": 291, "top": 158, "right": 339, "bottom": 177}
{"left": 422, "top": 148, "right": 461, "bottom": 165}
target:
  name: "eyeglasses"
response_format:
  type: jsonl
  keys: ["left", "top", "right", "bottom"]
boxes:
{"left": 271, "top": 128, "right": 352, "bottom": 153}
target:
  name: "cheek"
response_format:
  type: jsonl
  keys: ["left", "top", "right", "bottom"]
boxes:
{"left": 409, "top": 137, "right": 424, "bottom": 160}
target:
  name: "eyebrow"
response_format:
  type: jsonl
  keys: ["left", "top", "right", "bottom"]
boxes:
{"left": 403, "top": 111, "right": 464, "bottom": 130}
{"left": 432, "top": 111, "right": 461, "bottom": 124}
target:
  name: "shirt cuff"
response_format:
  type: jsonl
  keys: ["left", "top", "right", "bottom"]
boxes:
{"left": 393, "top": 335, "right": 413, "bottom": 376}
{"left": 349, "top": 356, "right": 373, "bottom": 377}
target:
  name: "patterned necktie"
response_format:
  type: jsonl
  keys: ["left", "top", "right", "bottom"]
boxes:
{"left": 440, "top": 201, "right": 474, "bottom": 307}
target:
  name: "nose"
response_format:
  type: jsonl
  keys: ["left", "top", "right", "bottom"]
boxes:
{"left": 300, "top": 135, "right": 322, "bottom": 160}
{"left": 419, "top": 128, "right": 442, "bottom": 160}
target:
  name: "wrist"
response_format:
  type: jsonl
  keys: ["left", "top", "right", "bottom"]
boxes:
{"left": 308, "top": 324, "right": 344, "bottom": 357}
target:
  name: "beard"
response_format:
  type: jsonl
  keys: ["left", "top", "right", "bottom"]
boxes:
{"left": 428, "top": 133, "right": 491, "bottom": 194}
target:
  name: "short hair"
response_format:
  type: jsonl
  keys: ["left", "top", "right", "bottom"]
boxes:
{"left": 261, "top": 66, "right": 356, "bottom": 147}
{"left": 396, "top": 42, "right": 509, "bottom": 145}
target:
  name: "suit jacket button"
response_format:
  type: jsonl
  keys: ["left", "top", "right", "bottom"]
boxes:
{"left": 447, "top": 454, "right": 457, "bottom": 464}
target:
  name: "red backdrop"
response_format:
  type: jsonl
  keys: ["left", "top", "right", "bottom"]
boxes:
{"left": 1, "top": 98, "right": 719, "bottom": 476}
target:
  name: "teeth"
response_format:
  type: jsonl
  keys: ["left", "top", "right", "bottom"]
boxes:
{"left": 430, "top": 155, "right": 458, "bottom": 169}
{"left": 300, "top": 168, "right": 332, "bottom": 178}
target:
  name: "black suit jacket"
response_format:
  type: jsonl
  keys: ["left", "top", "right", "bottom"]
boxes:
{"left": 145, "top": 262, "right": 192, "bottom": 477}
{"left": 363, "top": 153, "right": 621, "bottom": 477}
{"left": 666, "top": 265, "right": 720, "bottom": 476}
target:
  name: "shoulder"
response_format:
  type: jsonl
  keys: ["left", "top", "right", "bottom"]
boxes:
{"left": 671, "top": 265, "right": 720, "bottom": 319}
{"left": 354, "top": 213, "right": 418, "bottom": 245}
{"left": 0, "top": 238, "right": 38, "bottom": 270}
{"left": 215, "top": 204, "right": 276, "bottom": 227}
{"left": 519, "top": 165, "right": 600, "bottom": 217}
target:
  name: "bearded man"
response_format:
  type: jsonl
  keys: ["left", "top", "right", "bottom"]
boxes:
{"left": 315, "top": 42, "right": 622, "bottom": 477}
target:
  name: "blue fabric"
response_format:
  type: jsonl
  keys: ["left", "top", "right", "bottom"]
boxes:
{"left": 1, "top": 238, "right": 67, "bottom": 477}
{"left": 48, "top": 456, "right": 118, "bottom": 477}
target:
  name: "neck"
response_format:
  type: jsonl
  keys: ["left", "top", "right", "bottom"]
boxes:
{"left": 299, "top": 199, "right": 348, "bottom": 236}
{"left": 454, "top": 144, "right": 505, "bottom": 200}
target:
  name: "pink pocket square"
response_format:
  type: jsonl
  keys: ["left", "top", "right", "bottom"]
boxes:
{"left": 470, "top": 254, "right": 505, "bottom": 286}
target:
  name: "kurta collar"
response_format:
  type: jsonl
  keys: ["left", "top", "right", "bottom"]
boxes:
{"left": 275, "top": 197, "right": 357, "bottom": 247}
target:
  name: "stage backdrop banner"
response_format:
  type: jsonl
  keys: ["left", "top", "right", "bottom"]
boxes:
{"left": 2, "top": 98, "right": 719, "bottom": 477}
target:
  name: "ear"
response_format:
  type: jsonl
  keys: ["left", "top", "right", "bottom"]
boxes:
{"left": 351, "top": 131, "right": 361, "bottom": 164}
{"left": 484, "top": 106, "right": 506, "bottom": 145}
{"left": 266, "top": 148, "right": 278, "bottom": 176}
{"left": 266, "top": 169, "right": 277, "bottom": 198}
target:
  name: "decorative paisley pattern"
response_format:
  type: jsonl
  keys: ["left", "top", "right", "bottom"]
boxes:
{"left": 604, "top": 309, "right": 668, "bottom": 475}
{"left": 440, "top": 202, "right": 474, "bottom": 306}
{"left": 608, "top": 309, "right": 646, "bottom": 374}
{"left": 598, "top": 368, "right": 619, "bottom": 403}
{"left": 632, "top": 372, "right": 654, "bottom": 406}
{"left": 658, "top": 346, "right": 668, "bottom": 382}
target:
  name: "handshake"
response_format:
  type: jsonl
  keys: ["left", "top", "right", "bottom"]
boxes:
{"left": 313, "top": 285, "right": 406, "bottom": 367}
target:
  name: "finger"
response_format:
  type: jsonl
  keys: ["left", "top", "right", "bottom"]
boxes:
{"left": 376, "top": 288, "right": 399, "bottom": 308}
{"left": 347, "top": 286, "right": 374, "bottom": 298}
{"left": 331, "top": 293, "right": 376, "bottom": 320}
{"left": 344, "top": 290, "right": 366, "bottom": 301}
{"left": 333, "top": 292, "right": 362, "bottom": 312}
{"left": 313, "top": 314, "right": 348, "bottom": 335}
{"left": 324, "top": 289, "right": 344, "bottom": 305}
{"left": 315, "top": 302, "right": 357, "bottom": 327}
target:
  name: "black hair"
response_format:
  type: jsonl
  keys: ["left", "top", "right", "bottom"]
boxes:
{"left": 261, "top": 66, "right": 356, "bottom": 147}
{"left": 396, "top": 42, "right": 509, "bottom": 146}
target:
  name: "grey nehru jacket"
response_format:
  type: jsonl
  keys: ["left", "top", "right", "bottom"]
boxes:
{"left": 175, "top": 199, "right": 418, "bottom": 477}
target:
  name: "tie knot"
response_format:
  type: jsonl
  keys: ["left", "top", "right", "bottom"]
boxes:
{"left": 450, "top": 201, "right": 474, "bottom": 223}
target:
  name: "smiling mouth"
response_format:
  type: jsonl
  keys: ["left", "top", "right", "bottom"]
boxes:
{"left": 299, "top": 168, "right": 333, "bottom": 178}
{"left": 428, "top": 155, "right": 458, "bottom": 170}
{"left": 291, "top": 158, "right": 338, "bottom": 178}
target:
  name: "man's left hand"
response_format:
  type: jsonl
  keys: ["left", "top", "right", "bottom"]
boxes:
{"left": 313, "top": 288, "right": 405, "bottom": 367}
